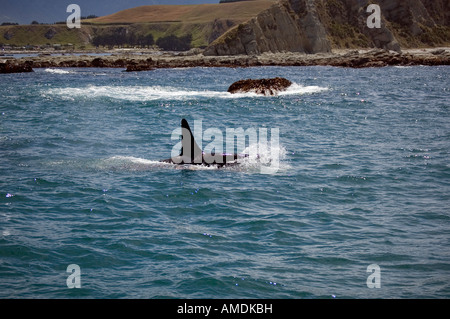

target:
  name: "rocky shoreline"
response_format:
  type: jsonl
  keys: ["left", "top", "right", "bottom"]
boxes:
{"left": 1, "top": 48, "right": 449, "bottom": 73}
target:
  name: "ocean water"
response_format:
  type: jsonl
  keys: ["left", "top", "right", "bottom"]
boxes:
{"left": 0, "top": 65, "right": 449, "bottom": 299}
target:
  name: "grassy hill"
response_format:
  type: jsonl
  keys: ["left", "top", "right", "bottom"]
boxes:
{"left": 89, "top": 1, "right": 274, "bottom": 24}
{"left": 87, "top": 0, "right": 275, "bottom": 48}
{"left": 1, "top": 0, "right": 275, "bottom": 49}
{"left": 0, "top": 24, "right": 92, "bottom": 48}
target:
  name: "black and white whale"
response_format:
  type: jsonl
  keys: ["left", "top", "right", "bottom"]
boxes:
{"left": 160, "top": 119, "right": 248, "bottom": 167}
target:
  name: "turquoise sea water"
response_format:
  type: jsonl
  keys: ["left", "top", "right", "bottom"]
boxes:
{"left": 0, "top": 65, "right": 449, "bottom": 298}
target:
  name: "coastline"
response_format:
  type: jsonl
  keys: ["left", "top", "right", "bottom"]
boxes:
{"left": 1, "top": 47, "right": 449, "bottom": 73}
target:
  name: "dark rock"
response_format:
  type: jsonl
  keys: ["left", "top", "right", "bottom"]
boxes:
{"left": 76, "top": 60, "right": 88, "bottom": 67}
{"left": 0, "top": 60, "right": 34, "bottom": 73}
{"left": 228, "top": 77, "right": 292, "bottom": 95}
{"left": 113, "top": 59, "right": 127, "bottom": 67}
{"left": 91, "top": 57, "right": 106, "bottom": 67}
{"left": 125, "top": 62, "right": 154, "bottom": 72}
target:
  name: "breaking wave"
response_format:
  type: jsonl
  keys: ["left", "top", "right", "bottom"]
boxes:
{"left": 107, "top": 141, "right": 290, "bottom": 173}
{"left": 47, "top": 141, "right": 290, "bottom": 174}
{"left": 44, "top": 68, "right": 73, "bottom": 74}
{"left": 44, "top": 83, "right": 328, "bottom": 101}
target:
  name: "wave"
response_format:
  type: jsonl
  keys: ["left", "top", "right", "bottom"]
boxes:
{"left": 106, "top": 141, "right": 290, "bottom": 173}
{"left": 44, "top": 83, "right": 328, "bottom": 101}
{"left": 279, "top": 83, "right": 328, "bottom": 96}
{"left": 47, "top": 142, "right": 290, "bottom": 174}
{"left": 44, "top": 68, "right": 73, "bottom": 74}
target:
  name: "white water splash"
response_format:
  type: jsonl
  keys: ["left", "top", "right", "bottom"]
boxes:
{"left": 44, "top": 83, "right": 328, "bottom": 101}
{"left": 87, "top": 145, "right": 291, "bottom": 173}
{"left": 44, "top": 68, "right": 73, "bottom": 74}
{"left": 279, "top": 83, "right": 329, "bottom": 96}
{"left": 236, "top": 142, "right": 290, "bottom": 174}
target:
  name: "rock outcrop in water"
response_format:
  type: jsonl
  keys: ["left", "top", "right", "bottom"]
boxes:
{"left": 0, "top": 59, "right": 33, "bottom": 73}
{"left": 125, "top": 59, "right": 155, "bottom": 72}
{"left": 228, "top": 77, "right": 293, "bottom": 96}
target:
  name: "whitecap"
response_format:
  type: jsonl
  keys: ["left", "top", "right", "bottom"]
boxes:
{"left": 44, "top": 68, "right": 72, "bottom": 74}
{"left": 92, "top": 145, "right": 291, "bottom": 173}
{"left": 279, "top": 83, "right": 329, "bottom": 96}
{"left": 44, "top": 82, "right": 328, "bottom": 101}
{"left": 234, "top": 142, "right": 291, "bottom": 174}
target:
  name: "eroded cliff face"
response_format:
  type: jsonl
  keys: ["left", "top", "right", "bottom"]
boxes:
{"left": 204, "top": 0, "right": 449, "bottom": 56}
{"left": 374, "top": 0, "right": 450, "bottom": 47}
{"left": 318, "top": 0, "right": 400, "bottom": 52}
{"left": 204, "top": 0, "right": 331, "bottom": 55}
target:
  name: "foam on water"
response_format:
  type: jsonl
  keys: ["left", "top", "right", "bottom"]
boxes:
{"left": 44, "top": 83, "right": 328, "bottom": 101}
{"left": 44, "top": 68, "right": 73, "bottom": 74}
{"left": 61, "top": 142, "right": 290, "bottom": 173}
{"left": 101, "top": 143, "right": 290, "bottom": 173}
{"left": 279, "top": 83, "right": 329, "bottom": 96}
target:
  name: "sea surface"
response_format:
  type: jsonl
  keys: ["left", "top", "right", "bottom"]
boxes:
{"left": 0, "top": 65, "right": 449, "bottom": 298}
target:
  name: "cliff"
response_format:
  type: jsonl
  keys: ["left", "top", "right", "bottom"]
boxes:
{"left": 204, "top": 0, "right": 332, "bottom": 55}
{"left": 204, "top": 0, "right": 450, "bottom": 56}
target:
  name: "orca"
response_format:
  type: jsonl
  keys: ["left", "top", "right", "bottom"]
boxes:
{"left": 160, "top": 119, "right": 248, "bottom": 167}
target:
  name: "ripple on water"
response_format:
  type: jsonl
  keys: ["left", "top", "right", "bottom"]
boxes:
{"left": 0, "top": 66, "right": 449, "bottom": 298}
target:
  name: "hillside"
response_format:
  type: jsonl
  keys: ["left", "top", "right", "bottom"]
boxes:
{"left": 0, "top": 24, "right": 93, "bottom": 48}
{"left": 1, "top": 0, "right": 448, "bottom": 53}
{"left": 87, "top": 0, "right": 275, "bottom": 47}
{"left": 204, "top": 0, "right": 450, "bottom": 55}
{"left": 88, "top": 1, "right": 275, "bottom": 24}
{"left": 1, "top": 0, "right": 275, "bottom": 49}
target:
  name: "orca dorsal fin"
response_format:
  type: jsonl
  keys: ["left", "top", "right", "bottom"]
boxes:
{"left": 180, "top": 119, "right": 202, "bottom": 163}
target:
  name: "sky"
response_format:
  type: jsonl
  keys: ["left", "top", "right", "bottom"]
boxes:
{"left": 0, "top": 0, "right": 218, "bottom": 24}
